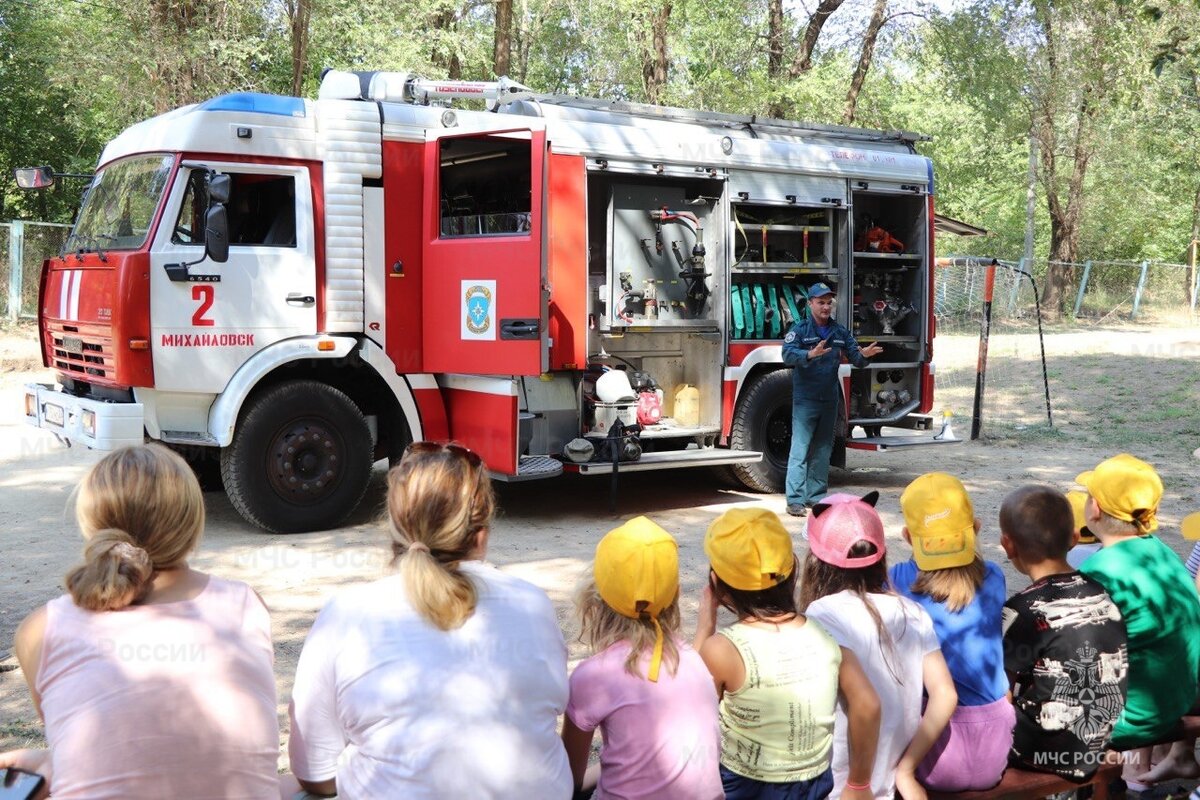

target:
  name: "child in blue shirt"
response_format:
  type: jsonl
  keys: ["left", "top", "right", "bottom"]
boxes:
{"left": 890, "top": 472, "right": 1013, "bottom": 792}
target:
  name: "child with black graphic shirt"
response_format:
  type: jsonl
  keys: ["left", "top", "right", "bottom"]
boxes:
{"left": 999, "top": 485, "right": 1129, "bottom": 781}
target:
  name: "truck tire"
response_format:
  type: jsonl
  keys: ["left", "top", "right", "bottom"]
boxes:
{"left": 728, "top": 369, "right": 792, "bottom": 493}
{"left": 165, "top": 443, "right": 224, "bottom": 492}
{"left": 221, "top": 380, "right": 373, "bottom": 533}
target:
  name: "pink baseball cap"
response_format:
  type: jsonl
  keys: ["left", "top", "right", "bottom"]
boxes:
{"left": 806, "top": 491, "right": 886, "bottom": 569}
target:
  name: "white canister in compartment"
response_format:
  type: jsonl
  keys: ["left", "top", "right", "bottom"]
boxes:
{"left": 592, "top": 402, "right": 638, "bottom": 433}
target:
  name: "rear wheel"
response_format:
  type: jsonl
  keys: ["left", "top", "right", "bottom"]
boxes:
{"left": 728, "top": 369, "right": 792, "bottom": 493}
{"left": 221, "top": 380, "right": 373, "bottom": 533}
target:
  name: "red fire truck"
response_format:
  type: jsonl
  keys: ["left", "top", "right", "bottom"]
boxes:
{"left": 23, "top": 70, "right": 952, "bottom": 532}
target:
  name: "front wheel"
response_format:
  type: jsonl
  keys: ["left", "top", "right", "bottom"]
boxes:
{"left": 221, "top": 380, "right": 373, "bottom": 533}
{"left": 727, "top": 369, "right": 792, "bottom": 493}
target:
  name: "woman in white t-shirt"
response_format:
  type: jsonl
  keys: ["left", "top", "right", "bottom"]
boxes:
{"left": 287, "top": 442, "right": 573, "bottom": 800}
{"left": 800, "top": 493, "right": 957, "bottom": 800}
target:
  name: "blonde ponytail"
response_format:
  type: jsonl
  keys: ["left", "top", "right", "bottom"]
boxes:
{"left": 66, "top": 529, "right": 155, "bottom": 611}
{"left": 387, "top": 444, "right": 494, "bottom": 631}
{"left": 66, "top": 444, "right": 205, "bottom": 611}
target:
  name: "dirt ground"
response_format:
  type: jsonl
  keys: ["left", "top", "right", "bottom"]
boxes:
{"left": 3, "top": 322, "right": 1200, "bottom": 771}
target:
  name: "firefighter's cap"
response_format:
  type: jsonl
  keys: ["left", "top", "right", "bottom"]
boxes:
{"left": 808, "top": 282, "right": 835, "bottom": 298}
{"left": 705, "top": 507, "right": 794, "bottom": 591}
{"left": 1064, "top": 490, "right": 1097, "bottom": 544}
{"left": 1075, "top": 454, "right": 1161, "bottom": 533}
{"left": 900, "top": 472, "right": 977, "bottom": 571}
{"left": 594, "top": 516, "right": 678, "bottom": 682}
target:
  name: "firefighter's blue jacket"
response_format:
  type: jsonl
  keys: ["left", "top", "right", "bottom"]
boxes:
{"left": 781, "top": 317, "right": 869, "bottom": 403}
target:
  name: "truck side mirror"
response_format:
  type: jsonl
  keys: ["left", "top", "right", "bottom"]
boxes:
{"left": 14, "top": 166, "right": 55, "bottom": 189}
{"left": 204, "top": 205, "right": 229, "bottom": 263}
{"left": 207, "top": 173, "right": 231, "bottom": 205}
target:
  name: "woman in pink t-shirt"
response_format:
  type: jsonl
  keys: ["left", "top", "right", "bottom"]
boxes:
{"left": 562, "top": 516, "right": 723, "bottom": 800}
{"left": 0, "top": 445, "right": 280, "bottom": 800}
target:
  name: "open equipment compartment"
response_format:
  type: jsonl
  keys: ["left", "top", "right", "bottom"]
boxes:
{"left": 579, "top": 172, "right": 726, "bottom": 450}
{"left": 846, "top": 184, "right": 929, "bottom": 429}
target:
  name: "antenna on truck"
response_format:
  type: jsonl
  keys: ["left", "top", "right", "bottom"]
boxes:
{"left": 318, "top": 69, "right": 534, "bottom": 111}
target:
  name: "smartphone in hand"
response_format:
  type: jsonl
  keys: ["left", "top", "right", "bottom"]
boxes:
{"left": 0, "top": 769, "right": 45, "bottom": 800}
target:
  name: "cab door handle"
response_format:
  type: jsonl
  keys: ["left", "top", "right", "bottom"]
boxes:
{"left": 286, "top": 293, "right": 315, "bottom": 305}
{"left": 500, "top": 318, "right": 540, "bottom": 340}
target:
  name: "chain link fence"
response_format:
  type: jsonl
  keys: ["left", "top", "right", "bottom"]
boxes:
{"left": 933, "top": 257, "right": 1053, "bottom": 439}
{"left": 1, "top": 221, "right": 71, "bottom": 322}
{"left": 1071, "top": 259, "right": 1198, "bottom": 324}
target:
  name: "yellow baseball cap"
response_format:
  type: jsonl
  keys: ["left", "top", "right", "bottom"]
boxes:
{"left": 704, "top": 507, "right": 794, "bottom": 591}
{"left": 1065, "top": 490, "right": 1097, "bottom": 544}
{"left": 1075, "top": 454, "right": 1161, "bottom": 533}
{"left": 594, "top": 516, "right": 679, "bottom": 681}
{"left": 1182, "top": 512, "right": 1200, "bottom": 541}
{"left": 900, "top": 472, "right": 977, "bottom": 571}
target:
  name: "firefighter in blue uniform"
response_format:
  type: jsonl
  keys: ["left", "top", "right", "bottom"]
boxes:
{"left": 781, "top": 282, "right": 882, "bottom": 517}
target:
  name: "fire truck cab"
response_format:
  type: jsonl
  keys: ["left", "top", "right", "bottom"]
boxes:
{"left": 25, "top": 70, "right": 952, "bottom": 532}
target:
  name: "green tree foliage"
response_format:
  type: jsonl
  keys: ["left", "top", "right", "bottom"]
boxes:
{"left": 1, "top": 0, "right": 1198, "bottom": 285}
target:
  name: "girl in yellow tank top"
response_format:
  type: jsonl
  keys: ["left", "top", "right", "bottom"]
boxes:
{"left": 693, "top": 507, "right": 881, "bottom": 800}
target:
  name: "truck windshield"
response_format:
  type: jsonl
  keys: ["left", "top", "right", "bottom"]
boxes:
{"left": 66, "top": 154, "right": 174, "bottom": 253}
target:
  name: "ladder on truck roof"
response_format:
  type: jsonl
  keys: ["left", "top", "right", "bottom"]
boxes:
{"left": 317, "top": 69, "right": 929, "bottom": 147}
{"left": 519, "top": 94, "right": 929, "bottom": 146}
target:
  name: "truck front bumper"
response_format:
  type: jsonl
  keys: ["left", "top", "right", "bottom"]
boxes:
{"left": 24, "top": 383, "right": 145, "bottom": 450}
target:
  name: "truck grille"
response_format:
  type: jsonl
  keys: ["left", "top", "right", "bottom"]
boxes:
{"left": 47, "top": 323, "right": 113, "bottom": 381}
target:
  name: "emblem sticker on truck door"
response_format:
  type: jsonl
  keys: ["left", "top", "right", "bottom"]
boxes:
{"left": 462, "top": 280, "right": 496, "bottom": 340}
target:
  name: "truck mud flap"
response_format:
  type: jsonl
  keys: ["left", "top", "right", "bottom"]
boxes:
{"left": 566, "top": 448, "right": 761, "bottom": 475}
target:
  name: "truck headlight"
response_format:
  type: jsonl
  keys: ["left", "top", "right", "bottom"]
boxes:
{"left": 25, "top": 392, "right": 36, "bottom": 417}
{"left": 82, "top": 409, "right": 96, "bottom": 436}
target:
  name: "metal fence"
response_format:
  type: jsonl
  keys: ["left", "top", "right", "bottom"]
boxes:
{"left": 1, "top": 220, "right": 70, "bottom": 323}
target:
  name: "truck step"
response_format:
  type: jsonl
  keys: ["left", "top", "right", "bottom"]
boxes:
{"left": 567, "top": 448, "right": 761, "bottom": 475}
{"left": 846, "top": 432, "right": 961, "bottom": 451}
{"left": 491, "top": 455, "right": 565, "bottom": 483}
{"left": 160, "top": 431, "right": 220, "bottom": 446}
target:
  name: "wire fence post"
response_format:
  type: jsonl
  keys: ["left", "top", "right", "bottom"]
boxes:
{"left": 1131, "top": 260, "right": 1149, "bottom": 319}
{"left": 7, "top": 220, "right": 24, "bottom": 324}
{"left": 1073, "top": 260, "right": 1092, "bottom": 318}
{"left": 1008, "top": 257, "right": 1024, "bottom": 313}
{"left": 971, "top": 260, "right": 997, "bottom": 440}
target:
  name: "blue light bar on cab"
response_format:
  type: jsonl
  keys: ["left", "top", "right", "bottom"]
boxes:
{"left": 198, "top": 93, "right": 306, "bottom": 118}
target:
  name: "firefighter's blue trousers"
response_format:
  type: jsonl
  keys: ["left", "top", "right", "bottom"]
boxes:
{"left": 785, "top": 398, "right": 837, "bottom": 508}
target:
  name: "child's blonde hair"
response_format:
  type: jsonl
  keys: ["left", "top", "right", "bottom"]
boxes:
{"left": 66, "top": 444, "right": 205, "bottom": 611}
{"left": 907, "top": 555, "right": 986, "bottom": 613}
{"left": 575, "top": 571, "right": 681, "bottom": 679}
{"left": 387, "top": 443, "right": 494, "bottom": 631}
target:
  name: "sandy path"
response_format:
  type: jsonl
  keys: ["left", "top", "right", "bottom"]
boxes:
{"left": 2, "top": 324, "right": 1199, "bottom": 766}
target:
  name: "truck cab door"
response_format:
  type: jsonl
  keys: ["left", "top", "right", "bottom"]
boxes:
{"left": 150, "top": 163, "right": 316, "bottom": 393}
{"left": 421, "top": 128, "right": 548, "bottom": 376}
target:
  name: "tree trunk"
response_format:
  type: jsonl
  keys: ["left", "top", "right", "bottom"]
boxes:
{"left": 493, "top": 0, "right": 513, "bottom": 77}
{"left": 842, "top": 0, "right": 887, "bottom": 125}
{"left": 430, "top": 7, "right": 464, "bottom": 79}
{"left": 788, "top": 0, "right": 846, "bottom": 78}
{"left": 638, "top": 2, "right": 672, "bottom": 104}
{"left": 287, "top": 0, "right": 311, "bottom": 97}
{"left": 767, "top": 0, "right": 784, "bottom": 79}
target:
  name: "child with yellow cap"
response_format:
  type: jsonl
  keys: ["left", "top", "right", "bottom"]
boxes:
{"left": 1074, "top": 455, "right": 1200, "bottom": 787}
{"left": 889, "top": 472, "right": 1013, "bottom": 792}
{"left": 694, "top": 506, "right": 880, "bottom": 800}
{"left": 562, "top": 516, "right": 722, "bottom": 800}
{"left": 800, "top": 492, "right": 957, "bottom": 800}
{"left": 1064, "top": 489, "right": 1102, "bottom": 567}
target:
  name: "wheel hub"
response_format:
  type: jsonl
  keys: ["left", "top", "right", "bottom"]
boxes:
{"left": 267, "top": 421, "right": 342, "bottom": 504}
{"left": 765, "top": 407, "right": 791, "bottom": 468}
